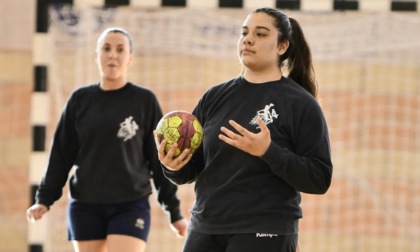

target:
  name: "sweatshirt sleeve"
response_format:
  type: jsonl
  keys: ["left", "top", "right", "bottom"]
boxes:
{"left": 35, "top": 93, "right": 79, "bottom": 207}
{"left": 260, "top": 98, "right": 333, "bottom": 194}
{"left": 162, "top": 144, "right": 205, "bottom": 185}
{"left": 146, "top": 96, "right": 184, "bottom": 223}
{"left": 149, "top": 154, "right": 184, "bottom": 223}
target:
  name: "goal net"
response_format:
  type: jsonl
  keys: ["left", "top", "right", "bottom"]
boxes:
{"left": 44, "top": 6, "right": 420, "bottom": 252}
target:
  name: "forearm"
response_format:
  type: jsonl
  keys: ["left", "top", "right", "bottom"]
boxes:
{"left": 260, "top": 141, "right": 332, "bottom": 194}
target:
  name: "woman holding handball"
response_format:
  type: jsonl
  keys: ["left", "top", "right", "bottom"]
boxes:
{"left": 26, "top": 27, "right": 188, "bottom": 252}
{"left": 156, "top": 7, "right": 332, "bottom": 252}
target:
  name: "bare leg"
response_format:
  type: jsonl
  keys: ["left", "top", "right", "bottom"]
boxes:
{"left": 72, "top": 239, "right": 106, "bottom": 252}
{"left": 107, "top": 234, "right": 146, "bottom": 252}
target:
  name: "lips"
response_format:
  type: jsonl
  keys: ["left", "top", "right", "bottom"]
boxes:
{"left": 241, "top": 48, "right": 255, "bottom": 54}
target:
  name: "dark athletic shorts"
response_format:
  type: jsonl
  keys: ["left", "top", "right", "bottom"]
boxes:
{"left": 183, "top": 230, "right": 298, "bottom": 252}
{"left": 67, "top": 197, "right": 151, "bottom": 242}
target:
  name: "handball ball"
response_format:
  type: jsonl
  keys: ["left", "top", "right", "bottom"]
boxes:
{"left": 155, "top": 110, "right": 203, "bottom": 158}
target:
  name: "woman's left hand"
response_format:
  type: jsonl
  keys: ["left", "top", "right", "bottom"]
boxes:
{"left": 170, "top": 218, "right": 189, "bottom": 238}
{"left": 219, "top": 116, "right": 271, "bottom": 157}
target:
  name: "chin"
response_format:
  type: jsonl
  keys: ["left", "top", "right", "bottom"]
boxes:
{"left": 240, "top": 60, "right": 255, "bottom": 69}
{"left": 103, "top": 72, "right": 120, "bottom": 79}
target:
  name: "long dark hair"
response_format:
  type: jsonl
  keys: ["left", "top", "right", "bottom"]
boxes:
{"left": 252, "top": 8, "right": 318, "bottom": 98}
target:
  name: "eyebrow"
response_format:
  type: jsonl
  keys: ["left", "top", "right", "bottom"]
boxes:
{"left": 103, "top": 43, "right": 126, "bottom": 47}
{"left": 242, "top": 25, "right": 271, "bottom": 31}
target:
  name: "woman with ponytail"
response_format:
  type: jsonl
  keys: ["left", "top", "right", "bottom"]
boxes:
{"left": 155, "top": 7, "right": 332, "bottom": 252}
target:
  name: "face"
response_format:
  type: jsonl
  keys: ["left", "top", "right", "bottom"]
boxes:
{"left": 237, "top": 12, "right": 288, "bottom": 71}
{"left": 95, "top": 32, "right": 132, "bottom": 81}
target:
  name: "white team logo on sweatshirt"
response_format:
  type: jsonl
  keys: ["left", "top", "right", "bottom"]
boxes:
{"left": 250, "top": 103, "right": 278, "bottom": 128}
{"left": 117, "top": 116, "right": 139, "bottom": 141}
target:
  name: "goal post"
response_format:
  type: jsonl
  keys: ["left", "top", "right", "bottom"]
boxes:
{"left": 40, "top": 6, "right": 420, "bottom": 252}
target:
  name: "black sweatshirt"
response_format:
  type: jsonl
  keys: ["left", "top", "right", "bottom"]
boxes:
{"left": 163, "top": 76, "right": 332, "bottom": 234}
{"left": 35, "top": 83, "right": 183, "bottom": 223}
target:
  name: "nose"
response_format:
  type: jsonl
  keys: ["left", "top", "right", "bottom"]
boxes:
{"left": 108, "top": 49, "right": 117, "bottom": 58}
{"left": 243, "top": 35, "right": 253, "bottom": 45}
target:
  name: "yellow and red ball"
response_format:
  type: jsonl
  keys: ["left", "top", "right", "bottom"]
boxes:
{"left": 155, "top": 110, "right": 203, "bottom": 157}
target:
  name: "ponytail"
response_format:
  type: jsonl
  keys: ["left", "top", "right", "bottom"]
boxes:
{"left": 287, "top": 18, "right": 318, "bottom": 98}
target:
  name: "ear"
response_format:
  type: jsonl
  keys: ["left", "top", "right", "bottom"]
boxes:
{"left": 278, "top": 40, "right": 289, "bottom": 56}
{"left": 128, "top": 54, "right": 133, "bottom": 66}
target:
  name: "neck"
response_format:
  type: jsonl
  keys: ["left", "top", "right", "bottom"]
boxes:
{"left": 100, "top": 78, "right": 127, "bottom": 90}
{"left": 242, "top": 67, "right": 282, "bottom": 83}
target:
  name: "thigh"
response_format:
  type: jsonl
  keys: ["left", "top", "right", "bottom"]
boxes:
{"left": 227, "top": 233, "right": 298, "bottom": 252}
{"left": 67, "top": 200, "right": 107, "bottom": 241}
{"left": 72, "top": 240, "right": 106, "bottom": 252}
{"left": 107, "top": 234, "right": 147, "bottom": 252}
{"left": 183, "top": 230, "right": 229, "bottom": 252}
{"left": 107, "top": 198, "right": 151, "bottom": 242}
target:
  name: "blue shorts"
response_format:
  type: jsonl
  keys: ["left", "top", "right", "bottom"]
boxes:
{"left": 67, "top": 197, "right": 151, "bottom": 242}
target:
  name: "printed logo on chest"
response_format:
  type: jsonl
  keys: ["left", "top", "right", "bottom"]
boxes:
{"left": 117, "top": 116, "right": 139, "bottom": 141}
{"left": 249, "top": 103, "right": 279, "bottom": 129}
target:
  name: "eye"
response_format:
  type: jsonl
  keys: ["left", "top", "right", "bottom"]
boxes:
{"left": 117, "top": 47, "right": 124, "bottom": 53}
{"left": 256, "top": 32, "right": 266, "bottom": 37}
{"left": 103, "top": 46, "right": 111, "bottom": 52}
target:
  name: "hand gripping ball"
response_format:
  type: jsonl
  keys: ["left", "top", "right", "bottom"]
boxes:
{"left": 155, "top": 110, "right": 203, "bottom": 158}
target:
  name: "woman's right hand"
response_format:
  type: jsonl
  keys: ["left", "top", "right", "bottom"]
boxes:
{"left": 154, "top": 130, "right": 192, "bottom": 171}
{"left": 26, "top": 204, "right": 48, "bottom": 223}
